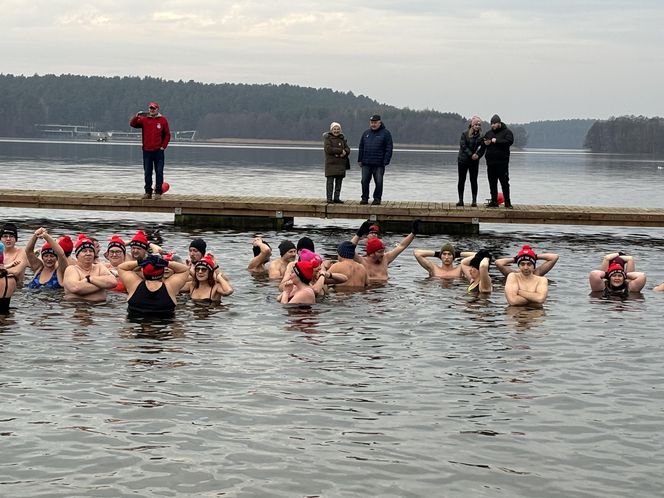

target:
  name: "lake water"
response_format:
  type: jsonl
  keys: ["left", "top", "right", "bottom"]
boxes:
{"left": 1, "top": 139, "right": 664, "bottom": 497}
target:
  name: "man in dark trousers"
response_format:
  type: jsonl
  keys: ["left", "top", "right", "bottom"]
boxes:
{"left": 130, "top": 101, "right": 171, "bottom": 200}
{"left": 481, "top": 114, "right": 514, "bottom": 208}
{"left": 357, "top": 114, "right": 393, "bottom": 205}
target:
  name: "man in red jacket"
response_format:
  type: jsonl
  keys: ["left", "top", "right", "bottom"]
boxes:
{"left": 129, "top": 101, "right": 171, "bottom": 199}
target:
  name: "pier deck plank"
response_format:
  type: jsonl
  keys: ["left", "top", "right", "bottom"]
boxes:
{"left": 1, "top": 189, "right": 664, "bottom": 228}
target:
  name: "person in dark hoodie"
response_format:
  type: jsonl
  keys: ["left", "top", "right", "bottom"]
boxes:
{"left": 479, "top": 114, "right": 514, "bottom": 208}
{"left": 358, "top": 114, "right": 393, "bottom": 205}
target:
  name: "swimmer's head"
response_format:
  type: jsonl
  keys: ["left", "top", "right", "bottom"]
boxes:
{"left": 337, "top": 241, "right": 356, "bottom": 260}
{"left": 440, "top": 243, "right": 455, "bottom": 256}
{"left": 469, "top": 249, "right": 492, "bottom": 269}
{"left": 278, "top": 240, "right": 296, "bottom": 258}
{"left": 296, "top": 237, "right": 315, "bottom": 253}
{"left": 293, "top": 260, "right": 315, "bottom": 284}
{"left": 0, "top": 223, "right": 18, "bottom": 240}
{"left": 515, "top": 245, "right": 537, "bottom": 267}
{"left": 58, "top": 235, "right": 74, "bottom": 256}
{"left": 129, "top": 230, "right": 150, "bottom": 251}
{"left": 40, "top": 242, "right": 56, "bottom": 258}
{"left": 74, "top": 234, "right": 96, "bottom": 257}
{"left": 366, "top": 238, "right": 385, "bottom": 256}
{"left": 298, "top": 248, "right": 322, "bottom": 267}
{"left": 139, "top": 255, "right": 168, "bottom": 280}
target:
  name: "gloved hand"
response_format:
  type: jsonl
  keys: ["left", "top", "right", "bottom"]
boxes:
{"left": 356, "top": 220, "right": 372, "bottom": 237}
{"left": 411, "top": 219, "right": 421, "bottom": 235}
{"left": 475, "top": 249, "right": 493, "bottom": 264}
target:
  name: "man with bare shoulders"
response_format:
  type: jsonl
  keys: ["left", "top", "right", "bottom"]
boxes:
{"left": 413, "top": 242, "right": 461, "bottom": 279}
{"left": 504, "top": 246, "right": 548, "bottom": 306}
{"left": 63, "top": 234, "right": 117, "bottom": 302}
{"left": 1, "top": 223, "right": 28, "bottom": 287}
{"left": 269, "top": 240, "right": 297, "bottom": 279}
{"left": 355, "top": 220, "right": 418, "bottom": 283}
{"left": 328, "top": 241, "right": 369, "bottom": 288}
{"left": 495, "top": 245, "right": 559, "bottom": 277}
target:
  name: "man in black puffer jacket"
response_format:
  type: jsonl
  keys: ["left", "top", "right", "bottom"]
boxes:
{"left": 480, "top": 114, "right": 514, "bottom": 208}
{"left": 357, "top": 114, "right": 393, "bottom": 205}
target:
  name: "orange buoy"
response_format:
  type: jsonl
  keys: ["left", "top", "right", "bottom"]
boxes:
{"left": 161, "top": 182, "right": 170, "bottom": 193}
{"left": 497, "top": 192, "right": 505, "bottom": 205}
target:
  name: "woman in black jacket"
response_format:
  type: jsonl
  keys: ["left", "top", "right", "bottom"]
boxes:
{"left": 323, "top": 122, "right": 351, "bottom": 203}
{"left": 456, "top": 116, "right": 484, "bottom": 206}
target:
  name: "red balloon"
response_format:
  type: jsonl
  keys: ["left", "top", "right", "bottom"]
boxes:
{"left": 161, "top": 182, "right": 170, "bottom": 193}
{"left": 497, "top": 192, "right": 505, "bottom": 205}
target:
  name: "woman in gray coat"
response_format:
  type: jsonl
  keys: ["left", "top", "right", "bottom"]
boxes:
{"left": 323, "top": 122, "right": 351, "bottom": 203}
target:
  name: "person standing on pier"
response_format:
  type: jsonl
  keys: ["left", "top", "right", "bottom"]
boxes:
{"left": 358, "top": 114, "right": 393, "bottom": 205}
{"left": 479, "top": 114, "right": 514, "bottom": 208}
{"left": 456, "top": 116, "right": 484, "bottom": 207}
{"left": 323, "top": 122, "right": 351, "bottom": 203}
{"left": 129, "top": 101, "right": 171, "bottom": 200}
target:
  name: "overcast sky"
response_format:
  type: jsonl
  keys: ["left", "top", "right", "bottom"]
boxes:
{"left": 3, "top": 1, "right": 663, "bottom": 123}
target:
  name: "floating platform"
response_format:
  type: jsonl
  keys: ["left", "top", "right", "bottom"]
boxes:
{"left": 2, "top": 189, "right": 664, "bottom": 234}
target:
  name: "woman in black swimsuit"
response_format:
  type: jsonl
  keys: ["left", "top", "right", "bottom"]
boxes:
{"left": 190, "top": 254, "right": 234, "bottom": 304}
{"left": 117, "top": 255, "right": 190, "bottom": 315}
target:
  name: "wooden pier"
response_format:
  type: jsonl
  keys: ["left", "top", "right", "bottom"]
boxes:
{"left": 2, "top": 189, "right": 664, "bottom": 234}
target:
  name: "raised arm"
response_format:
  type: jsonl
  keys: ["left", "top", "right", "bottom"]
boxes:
{"left": 494, "top": 256, "right": 515, "bottom": 277}
{"left": 626, "top": 272, "right": 646, "bottom": 292}
{"left": 385, "top": 220, "right": 419, "bottom": 265}
{"left": 413, "top": 249, "right": 436, "bottom": 276}
{"left": 535, "top": 253, "right": 559, "bottom": 276}
{"left": 25, "top": 229, "right": 44, "bottom": 273}
{"left": 247, "top": 238, "right": 272, "bottom": 271}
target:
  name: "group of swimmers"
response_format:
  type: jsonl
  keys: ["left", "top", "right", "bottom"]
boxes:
{"left": 1, "top": 220, "right": 663, "bottom": 315}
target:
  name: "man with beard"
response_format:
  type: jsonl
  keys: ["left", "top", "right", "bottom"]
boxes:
{"left": 355, "top": 220, "right": 419, "bottom": 283}
{"left": 269, "top": 240, "right": 297, "bottom": 279}
{"left": 479, "top": 114, "right": 514, "bottom": 208}
{"left": 504, "top": 245, "right": 548, "bottom": 306}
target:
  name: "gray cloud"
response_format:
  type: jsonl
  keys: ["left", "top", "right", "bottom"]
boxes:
{"left": 2, "top": 1, "right": 664, "bottom": 121}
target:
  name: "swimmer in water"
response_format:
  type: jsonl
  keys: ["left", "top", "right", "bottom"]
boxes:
{"left": 278, "top": 260, "right": 317, "bottom": 304}
{"left": 118, "top": 254, "right": 190, "bottom": 315}
{"left": 354, "top": 220, "right": 419, "bottom": 283}
{"left": 504, "top": 245, "right": 548, "bottom": 305}
{"left": 190, "top": 254, "right": 234, "bottom": 303}
{"left": 495, "top": 245, "right": 559, "bottom": 277}
{"left": 62, "top": 234, "right": 117, "bottom": 302}
{"left": 460, "top": 249, "right": 493, "bottom": 294}
{"left": 25, "top": 227, "right": 70, "bottom": 290}
{"left": 413, "top": 242, "right": 462, "bottom": 279}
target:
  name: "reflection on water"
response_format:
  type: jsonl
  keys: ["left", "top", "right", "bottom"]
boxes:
{"left": 1, "top": 142, "right": 664, "bottom": 497}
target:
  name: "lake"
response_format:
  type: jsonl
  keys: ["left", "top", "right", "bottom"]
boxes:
{"left": 1, "top": 139, "right": 663, "bottom": 497}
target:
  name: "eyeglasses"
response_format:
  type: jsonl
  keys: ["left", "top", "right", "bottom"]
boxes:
{"left": 195, "top": 267, "right": 208, "bottom": 273}
{"left": 108, "top": 250, "right": 124, "bottom": 255}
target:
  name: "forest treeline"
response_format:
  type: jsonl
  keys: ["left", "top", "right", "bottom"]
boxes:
{"left": 584, "top": 116, "right": 664, "bottom": 153}
{"left": 0, "top": 73, "right": 528, "bottom": 147}
{"left": 520, "top": 119, "right": 596, "bottom": 149}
